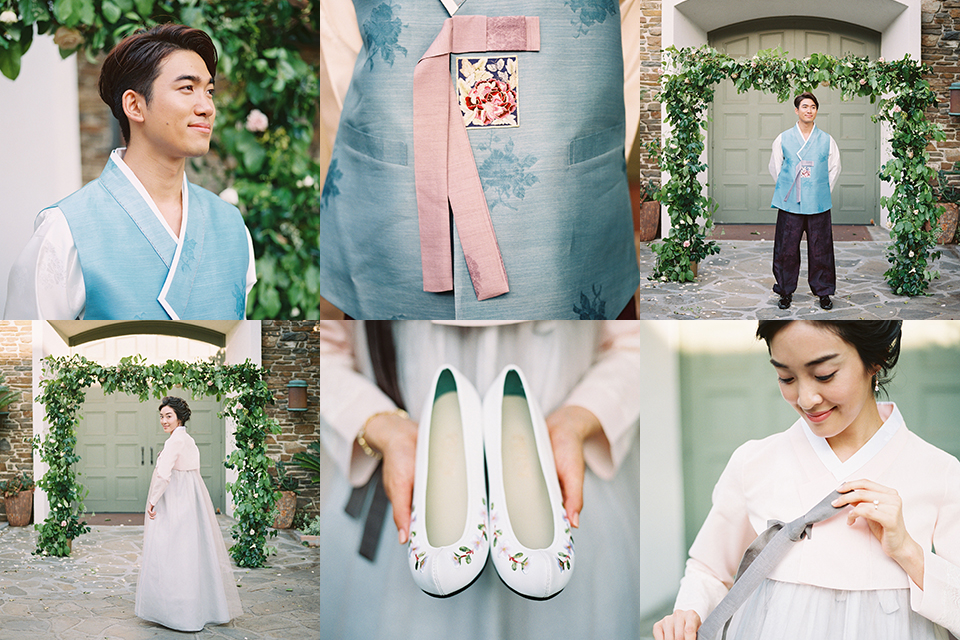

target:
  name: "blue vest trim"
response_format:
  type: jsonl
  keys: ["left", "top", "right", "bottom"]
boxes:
{"left": 771, "top": 126, "right": 832, "bottom": 215}
{"left": 56, "top": 160, "right": 249, "bottom": 320}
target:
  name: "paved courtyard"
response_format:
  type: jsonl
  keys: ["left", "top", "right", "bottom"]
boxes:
{"left": 0, "top": 518, "right": 320, "bottom": 640}
{"left": 633, "top": 232, "right": 960, "bottom": 319}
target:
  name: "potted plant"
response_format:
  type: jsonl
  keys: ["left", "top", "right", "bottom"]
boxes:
{"left": 934, "top": 164, "right": 960, "bottom": 244}
{"left": 0, "top": 374, "right": 20, "bottom": 422}
{"left": 271, "top": 460, "right": 300, "bottom": 529}
{"left": 294, "top": 514, "right": 322, "bottom": 548}
{"left": 630, "top": 178, "right": 661, "bottom": 242}
{"left": 291, "top": 441, "right": 323, "bottom": 483}
{"left": 0, "top": 472, "right": 34, "bottom": 527}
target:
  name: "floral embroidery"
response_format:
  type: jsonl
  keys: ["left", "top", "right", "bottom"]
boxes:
{"left": 234, "top": 283, "right": 246, "bottom": 319}
{"left": 362, "top": 3, "right": 407, "bottom": 70}
{"left": 557, "top": 551, "right": 571, "bottom": 572}
{"left": 178, "top": 238, "right": 197, "bottom": 272}
{"left": 508, "top": 552, "right": 529, "bottom": 573}
{"left": 457, "top": 57, "right": 519, "bottom": 128}
{"left": 565, "top": 0, "right": 617, "bottom": 36}
{"left": 453, "top": 546, "right": 475, "bottom": 565}
{"left": 573, "top": 284, "right": 607, "bottom": 319}
{"left": 321, "top": 158, "right": 342, "bottom": 209}
{"left": 476, "top": 139, "right": 539, "bottom": 211}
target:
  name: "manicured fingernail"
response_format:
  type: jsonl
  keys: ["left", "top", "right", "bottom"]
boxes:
{"left": 571, "top": 512, "right": 579, "bottom": 528}
{"left": 399, "top": 529, "right": 408, "bottom": 544}
{"left": 832, "top": 499, "right": 840, "bottom": 506}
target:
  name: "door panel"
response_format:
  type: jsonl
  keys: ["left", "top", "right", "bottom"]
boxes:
{"left": 709, "top": 18, "right": 880, "bottom": 224}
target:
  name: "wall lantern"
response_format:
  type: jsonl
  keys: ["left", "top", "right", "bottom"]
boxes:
{"left": 950, "top": 82, "right": 960, "bottom": 116}
{"left": 287, "top": 379, "right": 308, "bottom": 412}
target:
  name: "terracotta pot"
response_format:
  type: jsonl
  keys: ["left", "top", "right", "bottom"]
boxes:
{"left": 294, "top": 531, "right": 321, "bottom": 548}
{"left": 937, "top": 203, "right": 959, "bottom": 244}
{"left": 630, "top": 189, "right": 661, "bottom": 241}
{"left": 4, "top": 488, "right": 33, "bottom": 526}
{"left": 273, "top": 490, "right": 297, "bottom": 529}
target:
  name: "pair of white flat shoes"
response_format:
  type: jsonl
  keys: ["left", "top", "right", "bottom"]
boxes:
{"left": 407, "top": 365, "right": 575, "bottom": 600}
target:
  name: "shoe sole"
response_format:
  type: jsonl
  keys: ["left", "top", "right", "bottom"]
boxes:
{"left": 420, "top": 554, "right": 489, "bottom": 599}
{"left": 495, "top": 571, "right": 564, "bottom": 601}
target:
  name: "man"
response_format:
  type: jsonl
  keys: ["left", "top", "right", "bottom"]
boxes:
{"left": 4, "top": 24, "right": 255, "bottom": 320}
{"left": 769, "top": 91, "right": 841, "bottom": 310}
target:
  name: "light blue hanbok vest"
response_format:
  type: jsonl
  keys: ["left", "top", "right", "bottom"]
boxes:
{"left": 320, "top": 0, "right": 641, "bottom": 319}
{"left": 771, "top": 125, "right": 832, "bottom": 215}
{"left": 55, "top": 160, "right": 249, "bottom": 319}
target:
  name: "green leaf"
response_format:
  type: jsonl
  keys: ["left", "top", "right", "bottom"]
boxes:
{"left": 19, "top": 0, "right": 51, "bottom": 25}
{"left": 0, "top": 45, "right": 22, "bottom": 80}
{"left": 102, "top": 0, "right": 121, "bottom": 24}
{"left": 133, "top": 0, "right": 153, "bottom": 15}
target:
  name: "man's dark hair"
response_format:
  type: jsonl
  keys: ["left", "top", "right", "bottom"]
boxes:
{"left": 98, "top": 23, "right": 217, "bottom": 143}
{"left": 794, "top": 92, "right": 819, "bottom": 109}
{"left": 159, "top": 396, "right": 192, "bottom": 425}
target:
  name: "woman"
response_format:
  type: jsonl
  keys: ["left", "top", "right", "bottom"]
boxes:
{"left": 135, "top": 396, "right": 242, "bottom": 632}
{"left": 655, "top": 320, "right": 960, "bottom": 640}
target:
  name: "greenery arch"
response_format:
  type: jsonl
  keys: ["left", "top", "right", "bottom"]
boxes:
{"left": 32, "top": 354, "right": 282, "bottom": 568}
{"left": 652, "top": 45, "right": 944, "bottom": 297}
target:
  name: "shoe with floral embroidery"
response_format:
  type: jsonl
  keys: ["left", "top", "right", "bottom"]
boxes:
{"left": 407, "top": 365, "right": 489, "bottom": 597}
{"left": 483, "top": 365, "right": 575, "bottom": 600}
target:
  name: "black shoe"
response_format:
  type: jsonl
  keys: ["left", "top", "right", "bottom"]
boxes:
{"left": 819, "top": 295, "right": 833, "bottom": 310}
{"left": 777, "top": 294, "right": 792, "bottom": 309}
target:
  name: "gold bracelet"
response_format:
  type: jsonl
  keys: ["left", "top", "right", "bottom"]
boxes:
{"left": 357, "top": 408, "right": 409, "bottom": 460}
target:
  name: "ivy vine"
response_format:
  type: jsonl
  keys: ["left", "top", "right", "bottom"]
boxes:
{"left": 0, "top": 0, "right": 322, "bottom": 318}
{"left": 656, "top": 46, "right": 944, "bottom": 295}
{"left": 33, "top": 354, "right": 282, "bottom": 568}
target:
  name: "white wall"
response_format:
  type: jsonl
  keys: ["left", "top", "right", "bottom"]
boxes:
{"left": 0, "top": 38, "right": 82, "bottom": 317}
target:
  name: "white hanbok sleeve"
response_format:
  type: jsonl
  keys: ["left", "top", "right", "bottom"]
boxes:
{"left": 769, "top": 133, "right": 784, "bottom": 181}
{"left": 317, "top": 320, "right": 403, "bottom": 486}
{"left": 3, "top": 207, "right": 85, "bottom": 320}
{"left": 909, "top": 455, "right": 960, "bottom": 636}
{"left": 147, "top": 433, "right": 186, "bottom": 507}
{"left": 560, "top": 321, "right": 649, "bottom": 480}
{"left": 244, "top": 226, "right": 257, "bottom": 296}
{"left": 828, "top": 136, "right": 841, "bottom": 192}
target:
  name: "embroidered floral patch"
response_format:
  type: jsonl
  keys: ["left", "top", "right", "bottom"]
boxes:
{"left": 573, "top": 284, "right": 607, "bottom": 319}
{"left": 362, "top": 2, "right": 408, "bottom": 70}
{"left": 321, "top": 158, "right": 342, "bottom": 209}
{"left": 457, "top": 56, "right": 519, "bottom": 128}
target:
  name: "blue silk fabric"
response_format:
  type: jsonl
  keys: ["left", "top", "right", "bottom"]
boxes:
{"left": 320, "top": 0, "right": 641, "bottom": 319}
{"left": 56, "top": 160, "right": 249, "bottom": 319}
{"left": 771, "top": 126, "right": 833, "bottom": 215}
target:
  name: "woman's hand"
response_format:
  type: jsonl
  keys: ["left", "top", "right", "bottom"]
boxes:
{"left": 546, "top": 405, "right": 603, "bottom": 529}
{"left": 653, "top": 609, "right": 702, "bottom": 640}
{"left": 361, "top": 411, "right": 418, "bottom": 544}
{"left": 834, "top": 478, "right": 925, "bottom": 588}
{"left": 147, "top": 503, "right": 156, "bottom": 520}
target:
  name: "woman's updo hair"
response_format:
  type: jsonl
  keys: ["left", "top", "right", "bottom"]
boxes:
{"left": 757, "top": 321, "right": 902, "bottom": 397}
{"left": 159, "top": 396, "right": 191, "bottom": 425}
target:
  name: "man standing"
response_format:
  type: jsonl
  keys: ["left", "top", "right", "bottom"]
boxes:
{"left": 4, "top": 24, "right": 255, "bottom": 320}
{"left": 769, "top": 92, "right": 841, "bottom": 310}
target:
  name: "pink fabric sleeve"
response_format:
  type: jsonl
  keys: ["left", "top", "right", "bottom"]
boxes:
{"left": 147, "top": 434, "right": 185, "bottom": 507}
{"left": 909, "top": 456, "right": 960, "bottom": 636}
{"left": 673, "top": 444, "right": 760, "bottom": 622}
{"left": 560, "top": 321, "right": 653, "bottom": 480}
{"left": 317, "top": 320, "right": 401, "bottom": 486}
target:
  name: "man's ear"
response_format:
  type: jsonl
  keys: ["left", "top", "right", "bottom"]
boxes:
{"left": 122, "top": 89, "right": 146, "bottom": 125}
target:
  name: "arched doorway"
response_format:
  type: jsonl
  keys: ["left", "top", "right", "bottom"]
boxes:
{"left": 709, "top": 18, "right": 881, "bottom": 224}
{"left": 72, "top": 333, "right": 227, "bottom": 513}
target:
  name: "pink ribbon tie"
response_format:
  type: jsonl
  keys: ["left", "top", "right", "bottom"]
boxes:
{"left": 413, "top": 15, "right": 540, "bottom": 301}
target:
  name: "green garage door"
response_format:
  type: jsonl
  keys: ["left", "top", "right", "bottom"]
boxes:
{"left": 709, "top": 18, "right": 879, "bottom": 224}
{"left": 76, "top": 389, "right": 226, "bottom": 513}
{"left": 679, "top": 326, "right": 960, "bottom": 550}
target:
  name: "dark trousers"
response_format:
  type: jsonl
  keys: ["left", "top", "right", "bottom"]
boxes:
{"left": 772, "top": 209, "right": 836, "bottom": 297}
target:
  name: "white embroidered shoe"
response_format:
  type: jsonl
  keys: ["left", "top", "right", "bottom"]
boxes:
{"left": 407, "top": 365, "right": 489, "bottom": 597}
{"left": 483, "top": 365, "right": 575, "bottom": 600}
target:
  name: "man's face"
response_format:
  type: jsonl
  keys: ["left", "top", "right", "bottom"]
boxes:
{"left": 795, "top": 98, "right": 818, "bottom": 125}
{"left": 136, "top": 49, "right": 216, "bottom": 159}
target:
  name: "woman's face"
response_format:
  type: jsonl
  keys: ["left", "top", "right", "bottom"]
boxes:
{"left": 159, "top": 406, "right": 181, "bottom": 434}
{"left": 768, "top": 322, "right": 879, "bottom": 441}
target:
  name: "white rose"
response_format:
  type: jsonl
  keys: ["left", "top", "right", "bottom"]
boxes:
{"left": 302, "top": 175, "right": 315, "bottom": 188}
{"left": 219, "top": 187, "right": 239, "bottom": 206}
{"left": 0, "top": 10, "right": 18, "bottom": 23}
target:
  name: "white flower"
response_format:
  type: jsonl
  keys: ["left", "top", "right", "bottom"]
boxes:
{"left": 0, "top": 10, "right": 18, "bottom": 23}
{"left": 885, "top": 220, "right": 893, "bottom": 229}
{"left": 878, "top": 57, "right": 885, "bottom": 63}
{"left": 60, "top": 520, "right": 67, "bottom": 527}
{"left": 219, "top": 187, "right": 239, "bottom": 206}
{"left": 892, "top": 105, "right": 902, "bottom": 113}
{"left": 909, "top": 250, "right": 915, "bottom": 257}
{"left": 245, "top": 109, "right": 269, "bottom": 133}
{"left": 302, "top": 175, "right": 315, "bottom": 188}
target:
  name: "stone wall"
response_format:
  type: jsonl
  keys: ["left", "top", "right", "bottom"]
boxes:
{"left": 0, "top": 322, "right": 33, "bottom": 522}
{"left": 626, "top": 0, "right": 664, "bottom": 185}
{"left": 922, "top": 0, "right": 960, "bottom": 173}
{"left": 260, "top": 321, "right": 322, "bottom": 519}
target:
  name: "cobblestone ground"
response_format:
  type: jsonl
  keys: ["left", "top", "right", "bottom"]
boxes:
{"left": 634, "top": 238, "right": 960, "bottom": 319}
{"left": 0, "top": 518, "right": 320, "bottom": 640}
